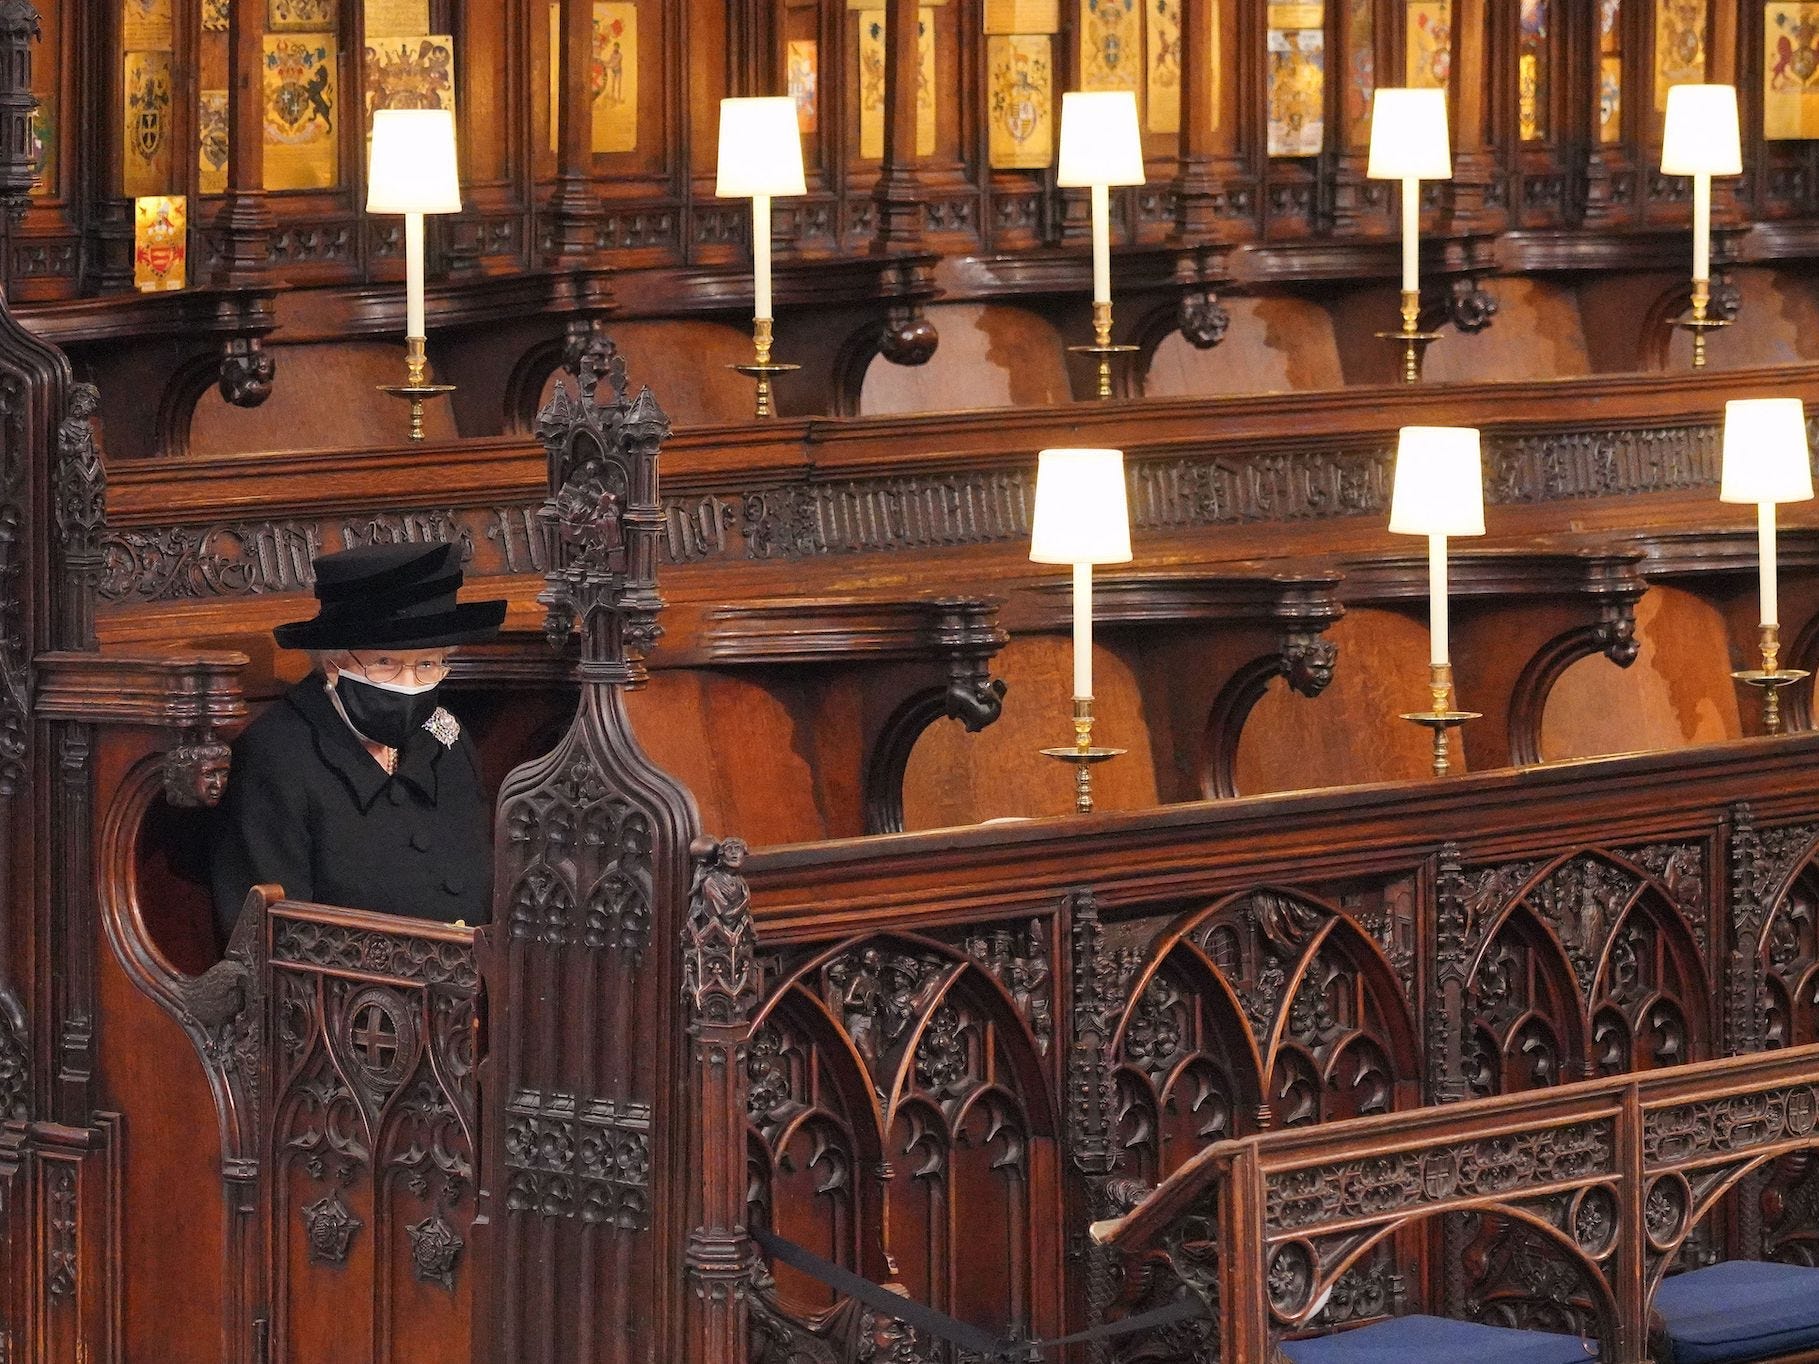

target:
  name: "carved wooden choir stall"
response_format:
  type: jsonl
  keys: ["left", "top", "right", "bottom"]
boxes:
{"left": 14, "top": 1, "right": 1819, "bottom": 1363}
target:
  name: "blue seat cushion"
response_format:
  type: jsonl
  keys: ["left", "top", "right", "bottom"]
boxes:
{"left": 1279, "top": 1314, "right": 1596, "bottom": 1364}
{"left": 1654, "top": 1260, "right": 1819, "bottom": 1363}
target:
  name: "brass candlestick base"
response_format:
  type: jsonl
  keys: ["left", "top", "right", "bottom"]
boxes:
{"left": 1672, "top": 279, "right": 1730, "bottom": 370}
{"left": 1399, "top": 663, "right": 1480, "bottom": 778}
{"left": 1040, "top": 697, "right": 1126, "bottom": 814}
{"left": 378, "top": 336, "right": 456, "bottom": 443}
{"left": 1067, "top": 301, "right": 1140, "bottom": 401}
{"left": 730, "top": 316, "right": 799, "bottom": 419}
{"left": 1374, "top": 290, "right": 1443, "bottom": 385}
{"left": 1732, "top": 623, "right": 1810, "bottom": 735}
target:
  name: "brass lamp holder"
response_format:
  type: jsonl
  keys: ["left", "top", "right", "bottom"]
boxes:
{"left": 378, "top": 336, "right": 456, "bottom": 443}
{"left": 1732, "top": 623, "right": 1809, "bottom": 735}
{"left": 1399, "top": 663, "right": 1480, "bottom": 778}
{"left": 1374, "top": 290, "right": 1443, "bottom": 385}
{"left": 1040, "top": 697, "right": 1126, "bottom": 814}
{"left": 1672, "top": 278, "right": 1730, "bottom": 370}
{"left": 1067, "top": 301, "right": 1141, "bottom": 401}
{"left": 730, "top": 316, "right": 799, "bottom": 420}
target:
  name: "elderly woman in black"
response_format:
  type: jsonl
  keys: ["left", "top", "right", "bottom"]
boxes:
{"left": 210, "top": 541, "right": 507, "bottom": 938}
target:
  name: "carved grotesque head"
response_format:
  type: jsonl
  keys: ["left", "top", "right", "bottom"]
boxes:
{"left": 163, "top": 741, "right": 232, "bottom": 809}
{"left": 66, "top": 382, "right": 100, "bottom": 421}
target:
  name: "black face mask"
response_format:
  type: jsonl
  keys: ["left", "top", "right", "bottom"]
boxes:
{"left": 334, "top": 673, "right": 441, "bottom": 751}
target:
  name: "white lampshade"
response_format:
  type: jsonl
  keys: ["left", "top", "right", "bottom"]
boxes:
{"left": 1661, "top": 84, "right": 1742, "bottom": 176}
{"left": 367, "top": 109, "right": 462, "bottom": 214}
{"left": 1030, "top": 448, "right": 1133, "bottom": 564}
{"left": 715, "top": 97, "right": 807, "bottom": 198}
{"left": 1389, "top": 426, "right": 1485, "bottom": 536}
{"left": 1057, "top": 91, "right": 1146, "bottom": 188}
{"left": 1366, "top": 88, "right": 1452, "bottom": 180}
{"left": 1721, "top": 399, "right": 1814, "bottom": 504}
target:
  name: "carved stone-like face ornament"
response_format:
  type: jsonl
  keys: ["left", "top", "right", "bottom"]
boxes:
{"left": 163, "top": 740, "right": 232, "bottom": 808}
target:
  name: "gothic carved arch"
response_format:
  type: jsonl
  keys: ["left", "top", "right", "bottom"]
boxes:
{"left": 97, "top": 752, "right": 259, "bottom": 1160}
{"left": 748, "top": 929, "right": 1060, "bottom": 1339}
{"left": 1111, "top": 933, "right": 1265, "bottom": 1136}
{"left": 1154, "top": 886, "right": 1416, "bottom": 1124}
{"left": 1127, "top": 295, "right": 1196, "bottom": 396}
{"left": 1463, "top": 905, "right": 1584, "bottom": 1095}
{"left": 1508, "top": 619, "right": 1640, "bottom": 766}
{"left": 747, "top": 985, "right": 882, "bottom": 1318}
{"left": 1459, "top": 847, "right": 1713, "bottom": 1091}
{"left": 157, "top": 350, "right": 225, "bottom": 462}
{"left": 1641, "top": 1144, "right": 1819, "bottom": 1304}
{"left": 1275, "top": 1202, "right": 1618, "bottom": 1352}
{"left": 1585, "top": 893, "right": 1710, "bottom": 1075}
{"left": 503, "top": 337, "right": 567, "bottom": 435}
{"left": 1750, "top": 846, "right": 1819, "bottom": 1050}
{"left": 1202, "top": 648, "right": 1343, "bottom": 801}
{"left": 1726, "top": 814, "right": 1819, "bottom": 1051}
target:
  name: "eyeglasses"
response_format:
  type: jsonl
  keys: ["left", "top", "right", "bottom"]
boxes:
{"left": 346, "top": 652, "right": 451, "bottom": 685}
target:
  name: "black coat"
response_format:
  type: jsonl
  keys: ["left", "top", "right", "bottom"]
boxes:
{"left": 211, "top": 676, "right": 494, "bottom": 937}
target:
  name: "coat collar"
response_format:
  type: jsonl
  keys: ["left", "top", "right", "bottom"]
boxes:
{"left": 286, "top": 676, "right": 444, "bottom": 813}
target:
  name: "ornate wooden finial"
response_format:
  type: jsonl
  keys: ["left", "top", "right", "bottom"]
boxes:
{"left": 0, "top": 1, "right": 40, "bottom": 219}
{"left": 532, "top": 334, "right": 671, "bottom": 677}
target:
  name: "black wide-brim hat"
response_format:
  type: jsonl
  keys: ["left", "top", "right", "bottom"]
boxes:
{"left": 273, "top": 542, "right": 507, "bottom": 651}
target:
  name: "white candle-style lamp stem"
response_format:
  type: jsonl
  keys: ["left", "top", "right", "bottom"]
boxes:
{"left": 1367, "top": 89, "right": 1452, "bottom": 384}
{"left": 1058, "top": 91, "right": 1145, "bottom": 400}
{"left": 1723, "top": 397, "right": 1814, "bottom": 732}
{"left": 1662, "top": 85, "right": 1741, "bottom": 369}
{"left": 716, "top": 97, "right": 807, "bottom": 419}
{"left": 1031, "top": 448, "right": 1132, "bottom": 813}
{"left": 1390, "top": 425, "right": 1485, "bottom": 775}
{"left": 368, "top": 108, "right": 463, "bottom": 441}
{"left": 1427, "top": 532, "right": 1448, "bottom": 667}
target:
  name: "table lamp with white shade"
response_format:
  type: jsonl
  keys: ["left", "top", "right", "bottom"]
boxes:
{"left": 368, "top": 108, "right": 463, "bottom": 442}
{"left": 1367, "top": 89, "right": 1452, "bottom": 384}
{"left": 1057, "top": 92, "right": 1145, "bottom": 400}
{"left": 1661, "top": 84, "right": 1741, "bottom": 369}
{"left": 715, "top": 96, "right": 808, "bottom": 419}
{"left": 1723, "top": 397, "right": 1814, "bottom": 731}
{"left": 1030, "top": 448, "right": 1131, "bottom": 812}
{"left": 1389, "top": 425, "right": 1484, "bottom": 775}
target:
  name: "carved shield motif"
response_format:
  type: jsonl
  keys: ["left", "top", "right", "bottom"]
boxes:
{"left": 1421, "top": 1149, "right": 1458, "bottom": 1200}
{"left": 1787, "top": 1085, "right": 1818, "bottom": 1136}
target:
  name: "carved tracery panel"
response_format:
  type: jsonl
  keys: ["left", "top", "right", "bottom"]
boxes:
{"left": 748, "top": 929, "right": 1061, "bottom": 1354}
{"left": 1459, "top": 848, "right": 1712, "bottom": 1096}
{"left": 264, "top": 908, "right": 477, "bottom": 1362}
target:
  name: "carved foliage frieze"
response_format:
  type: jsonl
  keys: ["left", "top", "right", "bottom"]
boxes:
{"left": 502, "top": 1091, "right": 653, "bottom": 1229}
{"left": 45, "top": 1164, "right": 76, "bottom": 1300}
{"left": 1266, "top": 1119, "right": 1616, "bottom": 1233}
{"left": 97, "top": 419, "right": 1743, "bottom": 606}
{"left": 271, "top": 918, "right": 479, "bottom": 991}
{"left": 1644, "top": 1081, "right": 1819, "bottom": 1168}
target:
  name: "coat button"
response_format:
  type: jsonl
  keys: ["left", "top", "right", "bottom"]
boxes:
{"left": 388, "top": 784, "right": 407, "bottom": 806}
{"left": 410, "top": 831, "right": 432, "bottom": 852}
{"left": 442, "top": 877, "right": 464, "bottom": 896}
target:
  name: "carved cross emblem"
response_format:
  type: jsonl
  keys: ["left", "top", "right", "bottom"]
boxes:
{"left": 341, "top": 989, "right": 415, "bottom": 1089}
{"left": 351, "top": 1003, "right": 398, "bottom": 1073}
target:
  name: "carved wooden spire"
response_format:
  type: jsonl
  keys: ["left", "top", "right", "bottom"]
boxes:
{"left": 479, "top": 335, "right": 751, "bottom": 1364}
